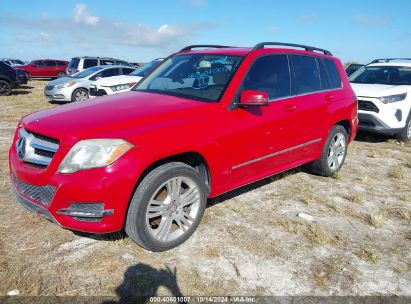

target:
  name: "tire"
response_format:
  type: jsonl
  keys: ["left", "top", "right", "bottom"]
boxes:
{"left": 396, "top": 111, "right": 411, "bottom": 142}
{"left": 0, "top": 80, "right": 11, "bottom": 96}
{"left": 71, "top": 88, "right": 88, "bottom": 102}
{"left": 125, "top": 162, "right": 207, "bottom": 251}
{"left": 309, "top": 125, "right": 348, "bottom": 177}
{"left": 57, "top": 72, "right": 66, "bottom": 78}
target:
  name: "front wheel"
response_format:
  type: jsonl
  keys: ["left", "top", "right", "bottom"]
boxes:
{"left": 71, "top": 88, "right": 88, "bottom": 102}
{"left": 125, "top": 162, "right": 207, "bottom": 251}
{"left": 396, "top": 111, "right": 411, "bottom": 142}
{"left": 309, "top": 125, "right": 348, "bottom": 176}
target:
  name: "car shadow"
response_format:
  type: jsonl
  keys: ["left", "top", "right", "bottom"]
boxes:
{"left": 11, "top": 90, "right": 31, "bottom": 95}
{"left": 103, "top": 263, "right": 187, "bottom": 304}
{"left": 354, "top": 130, "right": 393, "bottom": 143}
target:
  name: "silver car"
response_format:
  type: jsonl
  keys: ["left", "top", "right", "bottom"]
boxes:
{"left": 44, "top": 65, "right": 136, "bottom": 102}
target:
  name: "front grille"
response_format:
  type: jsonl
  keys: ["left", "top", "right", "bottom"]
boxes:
{"left": 12, "top": 173, "right": 56, "bottom": 206}
{"left": 89, "top": 88, "right": 107, "bottom": 96}
{"left": 45, "top": 85, "right": 54, "bottom": 91}
{"left": 358, "top": 100, "right": 379, "bottom": 113}
{"left": 16, "top": 129, "right": 60, "bottom": 168}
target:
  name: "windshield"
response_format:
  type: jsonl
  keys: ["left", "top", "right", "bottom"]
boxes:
{"left": 71, "top": 66, "right": 104, "bottom": 78}
{"left": 130, "top": 60, "right": 162, "bottom": 77}
{"left": 134, "top": 54, "right": 242, "bottom": 102}
{"left": 68, "top": 58, "right": 80, "bottom": 69}
{"left": 350, "top": 65, "right": 411, "bottom": 85}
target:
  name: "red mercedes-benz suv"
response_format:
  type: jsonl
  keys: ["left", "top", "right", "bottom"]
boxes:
{"left": 9, "top": 42, "right": 358, "bottom": 251}
{"left": 17, "top": 59, "right": 69, "bottom": 79}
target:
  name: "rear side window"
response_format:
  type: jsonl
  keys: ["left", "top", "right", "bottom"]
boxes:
{"left": 83, "top": 59, "right": 98, "bottom": 69}
{"left": 121, "top": 68, "right": 135, "bottom": 75}
{"left": 316, "top": 58, "right": 331, "bottom": 90}
{"left": 100, "top": 59, "right": 114, "bottom": 66}
{"left": 292, "top": 55, "right": 321, "bottom": 95}
{"left": 323, "top": 58, "right": 342, "bottom": 89}
{"left": 45, "top": 61, "right": 56, "bottom": 66}
{"left": 56, "top": 61, "right": 66, "bottom": 66}
{"left": 116, "top": 60, "right": 131, "bottom": 66}
{"left": 101, "top": 68, "right": 120, "bottom": 77}
{"left": 68, "top": 58, "right": 80, "bottom": 69}
{"left": 243, "top": 55, "right": 291, "bottom": 100}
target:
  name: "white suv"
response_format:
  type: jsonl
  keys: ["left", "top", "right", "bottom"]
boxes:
{"left": 350, "top": 59, "right": 411, "bottom": 141}
{"left": 89, "top": 59, "right": 163, "bottom": 98}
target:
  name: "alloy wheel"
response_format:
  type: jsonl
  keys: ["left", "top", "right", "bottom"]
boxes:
{"left": 0, "top": 81, "right": 11, "bottom": 96}
{"left": 145, "top": 176, "right": 201, "bottom": 242}
{"left": 327, "top": 132, "right": 346, "bottom": 170}
{"left": 74, "top": 90, "right": 88, "bottom": 101}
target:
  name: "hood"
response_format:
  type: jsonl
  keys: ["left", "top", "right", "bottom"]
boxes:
{"left": 47, "top": 77, "right": 84, "bottom": 86}
{"left": 94, "top": 75, "right": 143, "bottom": 87}
{"left": 22, "top": 91, "right": 214, "bottom": 147}
{"left": 351, "top": 83, "right": 411, "bottom": 97}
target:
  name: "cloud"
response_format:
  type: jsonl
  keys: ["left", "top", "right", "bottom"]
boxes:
{"left": 74, "top": 3, "right": 99, "bottom": 26}
{"left": 353, "top": 15, "right": 389, "bottom": 27}
{"left": 299, "top": 13, "right": 319, "bottom": 23}
{"left": 14, "top": 31, "right": 50, "bottom": 43}
{"left": 182, "top": 0, "right": 207, "bottom": 7}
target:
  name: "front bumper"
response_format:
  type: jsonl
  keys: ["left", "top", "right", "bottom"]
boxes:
{"left": 11, "top": 81, "right": 20, "bottom": 89}
{"left": 9, "top": 137, "right": 142, "bottom": 234}
{"left": 358, "top": 113, "right": 402, "bottom": 134}
{"left": 44, "top": 86, "right": 72, "bottom": 102}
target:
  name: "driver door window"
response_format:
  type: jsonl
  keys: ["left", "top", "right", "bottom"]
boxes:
{"left": 242, "top": 55, "right": 291, "bottom": 100}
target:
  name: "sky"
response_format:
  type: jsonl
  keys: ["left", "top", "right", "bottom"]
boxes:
{"left": 0, "top": 0, "right": 410, "bottom": 64}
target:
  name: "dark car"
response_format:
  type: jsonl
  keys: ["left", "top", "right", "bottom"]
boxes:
{"left": 18, "top": 59, "right": 69, "bottom": 79}
{"left": 345, "top": 63, "right": 364, "bottom": 77}
{"left": 0, "top": 61, "right": 19, "bottom": 95}
{"left": 15, "top": 69, "right": 29, "bottom": 85}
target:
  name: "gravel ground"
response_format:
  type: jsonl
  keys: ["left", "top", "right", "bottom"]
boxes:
{"left": 0, "top": 81, "right": 410, "bottom": 299}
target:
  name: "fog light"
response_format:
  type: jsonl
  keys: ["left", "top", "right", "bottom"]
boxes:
{"left": 395, "top": 109, "right": 402, "bottom": 122}
{"left": 57, "top": 203, "right": 114, "bottom": 221}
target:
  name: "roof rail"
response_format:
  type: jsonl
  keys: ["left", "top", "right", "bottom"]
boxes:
{"left": 370, "top": 58, "right": 411, "bottom": 64}
{"left": 178, "top": 45, "right": 234, "bottom": 53}
{"left": 252, "top": 42, "right": 332, "bottom": 56}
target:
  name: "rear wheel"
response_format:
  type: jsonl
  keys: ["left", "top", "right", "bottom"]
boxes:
{"left": 125, "top": 162, "right": 207, "bottom": 251}
{"left": 309, "top": 125, "right": 348, "bottom": 176}
{"left": 71, "top": 88, "right": 88, "bottom": 102}
{"left": 396, "top": 111, "right": 411, "bottom": 142}
{"left": 0, "top": 80, "right": 11, "bottom": 96}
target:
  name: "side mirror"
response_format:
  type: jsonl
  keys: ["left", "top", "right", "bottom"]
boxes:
{"left": 239, "top": 90, "right": 269, "bottom": 107}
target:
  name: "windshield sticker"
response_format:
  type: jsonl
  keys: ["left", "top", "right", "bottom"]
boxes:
{"left": 188, "top": 66, "right": 229, "bottom": 79}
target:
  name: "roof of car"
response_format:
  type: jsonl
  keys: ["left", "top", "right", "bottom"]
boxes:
{"left": 368, "top": 62, "right": 411, "bottom": 68}
{"left": 180, "top": 47, "right": 335, "bottom": 59}
{"left": 72, "top": 56, "right": 124, "bottom": 60}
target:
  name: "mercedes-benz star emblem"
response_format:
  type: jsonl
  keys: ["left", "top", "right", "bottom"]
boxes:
{"left": 17, "top": 136, "right": 26, "bottom": 160}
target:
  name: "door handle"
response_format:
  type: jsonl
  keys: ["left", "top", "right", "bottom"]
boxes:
{"left": 285, "top": 105, "right": 297, "bottom": 112}
{"left": 325, "top": 94, "right": 334, "bottom": 102}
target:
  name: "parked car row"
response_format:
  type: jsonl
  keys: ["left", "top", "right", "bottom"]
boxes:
{"left": 44, "top": 59, "right": 163, "bottom": 102}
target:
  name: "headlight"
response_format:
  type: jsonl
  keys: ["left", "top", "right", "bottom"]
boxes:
{"left": 378, "top": 93, "right": 407, "bottom": 104}
{"left": 109, "top": 82, "right": 137, "bottom": 92}
{"left": 58, "top": 139, "right": 133, "bottom": 173}
{"left": 56, "top": 82, "right": 76, "bottom": 89}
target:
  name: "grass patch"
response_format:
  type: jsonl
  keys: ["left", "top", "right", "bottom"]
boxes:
{"left": 366, "top": 212, "right": 384, "bottom": 228}
{"left": 345, "top": 193, "right": 364, "bottom": 205}
{"left": 388, "top": 166, "right": 405, "bottom": 179}
{"left": 304, "top": 224, "right": 334, "bottom": 245}
{"left": 205, "top": 246, "right": 220, "bottom": 258}
{"left": 271, "top": 218, "right": 300, "bottom": 234}
{"left": 331, "top": 172, "right": 343, "bottom": 180}
{"left": 356, "top": 246, "right": 379, "bottom": 264}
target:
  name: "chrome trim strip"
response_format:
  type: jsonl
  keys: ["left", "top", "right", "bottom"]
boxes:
{"left": 232, "top": 138, "right": 322, "bottom": 170}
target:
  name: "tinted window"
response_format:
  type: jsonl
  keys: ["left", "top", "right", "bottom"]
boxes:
{"left": 350, "top": 66, "right": 411, "bottom": 86}
{"left": 100, "top": 59, "right": 114, "bottom": 65}
{"left": 101, "top": 68, "right": 120, "bottom": 77}
{"left": 68, "top": 58, "right": 80, "bottom": 69}
{"left": 83, "top": 59, "right": 98, "bottom": 69}
{"left": 45, "top": 61, "right": 56, "bottom": 66}
{"left": 317, "top": 58, "right": 331, "bottom": 90}
{"left": 33, "top": 60, "right": 46, "bottom": 67}
{"left": 243, "top": 55, "right": 291, "bottom": 100}
{"left": 72, "top": 66, "right": 104, "bottom": 79}
{"left": 131, "top": 60, "right": 162, "bottom": 77}
{"left": 292, "top": 55, "right": 321, "bottom": 94}
{"left": 323, "top": 59, "right": 342, "bottom": 89}
{"left": 121, "top": 68, "right": 135, "bottom": 75}
{"left": 56, "top": 61, "right": 66, "bottom": 66}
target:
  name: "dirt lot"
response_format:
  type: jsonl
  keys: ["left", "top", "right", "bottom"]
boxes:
{"left": 0, "top": 81, "right": 410, "bottom": 298}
